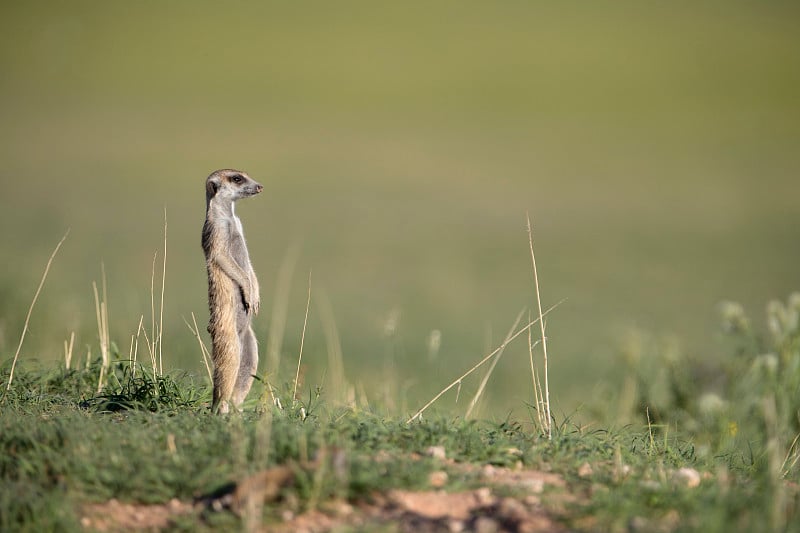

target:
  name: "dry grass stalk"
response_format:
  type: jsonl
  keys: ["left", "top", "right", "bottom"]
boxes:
{"left": 4, "top": 229, "right": 69, "bottom": 395}
{"left": 762, "top": 394, "right": 787, "bottom": 531}
{"left": 184, "top": 312, "right": 213, "bottom": 383}
{"left": 318, "top": 289, "right": 347, "bottom": 406}
{"left": 406, "top": 301, "right": 561, "bottom": 424}
{"left": 292, "top": 271, "right": 312, "bottom": 405}
{"left": 781, "top": 432, "right": 800, "bottom": 479}
{"left": 526, "top": 212, "right": 552, "bottom": 439}
{"left": 93, "top": 268, "right": 110, "bottom": 393}
{"left": 64, "top": 331, "right": 75, "bottom": 370}
{"left": 102, "top": 262, "right": 109, "bottom": 349}
{"left": 465, "top": 309, "right": 525, "bottom": 419}
{"left": 527, "top": 311, "right": 547, "bottom": 433}
{"left": 158, "top": 208, "right": 167, "bottom": 376}
{"left": 132, "top": 315, "right": 144, "bottom": 377}
{"left": 140, "top": 327, "right": 157, "bottom": 377}
{"left": 266, "top": 244, "right": 300, "bottom": 377}
{"left": 149, "top": 252, "right": 157, "bottom": 370}
{"left": 127, "top": 334, "right": 135, "bottom": 365}
{"left": 142, "top": 212, "right": 169, "bottom": 378}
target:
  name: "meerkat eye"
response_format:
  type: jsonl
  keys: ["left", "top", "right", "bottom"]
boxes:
{"left": 231, "top": 175, "right": 243, "bottom": 184}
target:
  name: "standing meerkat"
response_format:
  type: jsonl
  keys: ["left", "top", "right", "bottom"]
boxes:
{"left": 202, "top": 169, "right": 263, "bottom": 414}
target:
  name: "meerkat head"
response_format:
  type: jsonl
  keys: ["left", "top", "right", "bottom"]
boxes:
{"left": 206, "top": 169, "right": 263, "bottom": 203}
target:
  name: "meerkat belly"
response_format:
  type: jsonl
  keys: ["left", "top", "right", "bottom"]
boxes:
{"left": 207, "top": 267, "right": 238, "bottom": 316}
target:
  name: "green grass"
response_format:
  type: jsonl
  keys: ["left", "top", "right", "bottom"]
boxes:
{"left": 1, "top": 308, "right": 799, "bottom": 532}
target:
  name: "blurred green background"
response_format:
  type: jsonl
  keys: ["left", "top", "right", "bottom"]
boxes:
{"left": 1, "top": 2, "right": 798, "bottom": 419}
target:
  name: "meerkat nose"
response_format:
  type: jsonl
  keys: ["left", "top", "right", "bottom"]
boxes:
{"left": 255, "top": 184, "right": 263, "bottom": 193}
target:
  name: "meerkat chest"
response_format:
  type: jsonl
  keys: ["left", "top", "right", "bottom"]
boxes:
{"left": 229, "top": 203, "right": 246, "bottom": 239}
{"left": 232, "top": 214, "right": 244, "bottom": 238}
{"left": 227, "top": 206, "right": 251, "bottom": 267}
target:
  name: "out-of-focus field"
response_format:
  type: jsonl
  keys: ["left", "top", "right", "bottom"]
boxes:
{"left": 1, "top": 2, "right": 798, "bottom": 418}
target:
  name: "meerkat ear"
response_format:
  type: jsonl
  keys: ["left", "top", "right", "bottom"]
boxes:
{"left": 206, "top": 176, "right": 220, "bottom": 197}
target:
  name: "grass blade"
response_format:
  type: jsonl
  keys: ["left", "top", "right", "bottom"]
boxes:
{"left": 4, "top": 229, "right": 70, "bottom": 395}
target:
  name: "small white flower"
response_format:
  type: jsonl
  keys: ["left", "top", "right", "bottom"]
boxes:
{"left": 753, "top": 353, "right": 778, "bottom": 376}
{"left": 719, "top": 301, "right": 749, "bottom": 334}
{"left": 698, "top": 393, "right": 727, "bottom": 417}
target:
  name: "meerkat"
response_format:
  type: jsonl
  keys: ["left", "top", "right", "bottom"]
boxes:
{"left": 202, "top": 169, "right": 263, "bottom": 414}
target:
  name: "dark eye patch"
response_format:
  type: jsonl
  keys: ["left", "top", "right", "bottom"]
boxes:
{"left": 230, "top": 174, "right": 244, "bottom": 184}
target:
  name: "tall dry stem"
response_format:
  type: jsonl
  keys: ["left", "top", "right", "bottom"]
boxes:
{"left": 132, "top": 315, "right": 144, "bottom": 377}
{"left": 93, "top": 271, "right": 111, "bottom": 393}
{"left": 64, "top": 331, "right": 75, "bottom": 370}
{"left": 527, "top": 212, "right": 552, "bottom": 439}
{"left": 185, "top": 312, "right": 213, "bottom": 383}
{"left": 158, "top": 208, "right": 167, "bottom": 376}
{"left": 466, "top": 309, "right": 524, "bottom": 419}
{"left": 266, "top": 244, "right": 300, "bottom": 377}
{"left": 141, "top": 328, "right": 157, "bottom": 376}
{"left": 781, "top": 433, "right": 800, "bottom": 479}
{"left": 4, "top": 230, "right": 69, "bottom": 396}
{"left": 150, "top": 253, "right": 157, "bottom": 367}
{"left": 127, "top": 316, "right": 142, "bottom": 377}
{"left": 317, "top": 289, "right": 347, "bottom": 406}
{"left": 763, "top": 394, "right": 787, "bottom": 531}
{"left": 407, "top": 301, "right": 562, "bottom": 424}
{"left": 292, "top": 271, "right": 312, "bottom": 405}
{"left": 527, "top": 312, "right": 547, "bottom": 432}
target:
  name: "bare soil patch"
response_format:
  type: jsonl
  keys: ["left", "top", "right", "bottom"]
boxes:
{"left": 80, "top": 462, "right": 572, "bottom": 532}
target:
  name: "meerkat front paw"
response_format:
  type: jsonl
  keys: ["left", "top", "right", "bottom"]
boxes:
{"left": 239, "top": 286, "right": 252, "bottom": 313}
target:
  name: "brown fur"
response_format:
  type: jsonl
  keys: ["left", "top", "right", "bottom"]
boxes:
{"left": 202, "top": 169, "right": 263, "bottom": 413}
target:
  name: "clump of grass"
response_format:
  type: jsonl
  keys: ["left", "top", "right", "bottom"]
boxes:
{"left": 0, "top": 358, "right": 102, "bottom": 409}
{"left": 81, "top": 361, "right": 206, "bottom": 412}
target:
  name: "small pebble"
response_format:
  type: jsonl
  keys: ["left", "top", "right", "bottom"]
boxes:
{"left": 474, "top": 516, "right": 499, "bottom": 533}
{"left": 475, "top": 487, "right": 494, "bottom": 506}
{"left": 448, "top": 519, "right": 465, "bottom": 532}
{"left": 425, "top": 446, "right": 447, "bottom": 460}
{"left": 429, "top": 470, "right": 449, "bottom": 488}
{"left": 673, "top": 467, "right": 701, "bottom": 488}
